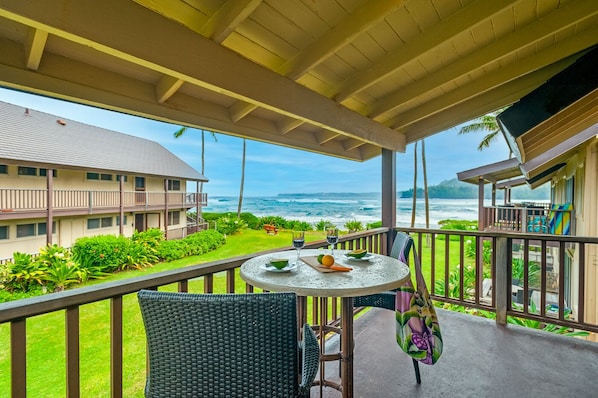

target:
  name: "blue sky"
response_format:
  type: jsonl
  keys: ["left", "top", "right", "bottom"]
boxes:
{"left": 0, "top": 87, "right": 511, "bottom": 196}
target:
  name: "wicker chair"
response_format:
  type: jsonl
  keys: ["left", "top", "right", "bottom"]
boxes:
{"left": 138, "top": 290, "right": 319, "bottom": 398}
{"left": 353, "top": 232, "right": 422, "bottom": 384}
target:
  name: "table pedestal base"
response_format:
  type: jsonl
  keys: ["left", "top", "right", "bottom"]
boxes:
{"left": 300, "top": 296, "right": 354, "bottom": 398}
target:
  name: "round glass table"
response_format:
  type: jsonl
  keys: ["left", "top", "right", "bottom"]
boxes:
{"left": 240, "top": 249, "right": 410, "bottom": 398}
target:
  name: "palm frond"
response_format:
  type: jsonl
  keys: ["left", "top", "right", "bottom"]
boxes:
{"left": 173, "top": 126, "right": 188, "bottom": 138}
{"left": 477, "top": 132, "right": 499, "bottom": 150}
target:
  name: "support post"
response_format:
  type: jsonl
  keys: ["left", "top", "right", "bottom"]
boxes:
{"left": 46, "top": 169, "right": 53, "bottom": 245}
{"left": 381, "top": 148, "right": 396, "bottom": 254}
{"left": 495, "top": 236, "right": 510, "bottom": 325}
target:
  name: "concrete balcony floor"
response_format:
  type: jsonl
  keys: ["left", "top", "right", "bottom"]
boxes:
{"left": 314, "top": 308, "right": 598, "bottom": 398}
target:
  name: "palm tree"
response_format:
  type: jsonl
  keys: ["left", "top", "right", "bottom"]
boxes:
{"left": 237, "top": 139, "right": 246, "bottom": 218}
{"left": 410, "top": 141, "right": 417, "bottom": 228}
{"left": 173, "top": 127, "right": 217, "bottom": 221}
{"left": 422, "top": 139, "right": 430, "bottom": 245}
{"left": 458, "top": 108, "right": 507, "bottom": 151}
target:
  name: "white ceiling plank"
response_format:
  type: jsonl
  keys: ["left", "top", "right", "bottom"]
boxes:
{"left": 388, "top": 30, "right": 598, "bottom": 130}
{"left": 400, "top": 68, "right": 570, "bottom": 144}
{"left": 370, "top": 0, "right": 598, "bottom": 118}
{"left": 279, "top": 0, "right": 406, "bottom": 80}
{"left": 0, "top": 0, "right": 403, "bottom": 152}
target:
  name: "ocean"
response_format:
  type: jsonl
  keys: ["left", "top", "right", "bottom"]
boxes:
{"left": 202, "top": 193, "right": 482, "bottom": 229}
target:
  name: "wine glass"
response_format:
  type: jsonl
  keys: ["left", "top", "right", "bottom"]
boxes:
{"left": 292, "top": 231, "right": 305, "bottom": 265}
{"left": 326, "top": 227, "right": 339, "bottom": 258}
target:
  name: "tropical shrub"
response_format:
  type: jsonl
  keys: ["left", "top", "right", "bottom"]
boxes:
{"left": 258, "top": 215, "right": 287, "bottom": 228}
{"left": 239, "top": 212, "right": 260, "bottom": 229}
{"left": 156, "top": 239, "right": 190, "bottom": 262}
{"left": 156, "top": 230, "right": 226, "bottom": 261}
{"left": 511, "top": 258, "right": 540, "bottom": 287}
{"left": 1, "top": 252, "right": 44, "bottom": 292}
{"left": 315, "top": 219, "right": 333, "bottom": 231}
{"left": 344, "top": 220, "right": 363, "bottom": 233}
{"left": 130, "top": 228, "right": 162, "bottom": 265}
{"left": 465, "top": 238, "right": 492, "bottom": 266}
{"left": 215, "top": 215, "right": 247, "bottom": 235}
{"left": 438, "top": 219, "right": 477, "bottom": 241}
{"left": 284, "top": 220, "right": 313, "bottom": 231}
{"left": 72, "top": 235, "right": 132, "bottom": 273}
{"left": 36, "top": 244, "right": 84, "bottom": 292}
{"left": 184, "top": 230, "right": 226, "bottom": 255}
{"left": 366, "top": 221, "right": 382, "bottom": 229}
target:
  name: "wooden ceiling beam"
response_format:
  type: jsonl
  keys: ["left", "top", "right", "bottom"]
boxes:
{"left": 24, "top": 27, "right": 47, "bottom": 70}
{"left": 0, "top": 0, "right": 404, "bottom": 152}
{"left": 389, "top": 32, "right": 596, "bottom": 131}
{"left": 279, "top": 0, "right": 405, "bottom": 80}
{"left": 0, "top": 43, "right": 371, "bottom": 161}
{"left": 399, "top": 70, "right": 564, "bottom": 144}
{"left": 156, "top": 75, "right": 184, "bottom": 104}
{"left": 229, "top": 100, "right": 257, "bottom": 122}
{"left": 334, "top": 0, "right": 517, "bottom": 102}
{"left": 370, "top": 0, "right": 598, "bottom": 118}
{"left": 203, "top": 0, "right": 262, "bottom": 43}
{"left": 277, "top": 118, "right": 304, "bottom": 135}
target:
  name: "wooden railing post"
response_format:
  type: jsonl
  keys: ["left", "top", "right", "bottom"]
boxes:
{"left": 495, "top": 236, "right": 509, "bottom": 325}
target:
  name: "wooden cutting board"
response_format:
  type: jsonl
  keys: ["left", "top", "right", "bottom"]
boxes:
{"left": 300, "top": 256, "right": 351, "bottom": 272}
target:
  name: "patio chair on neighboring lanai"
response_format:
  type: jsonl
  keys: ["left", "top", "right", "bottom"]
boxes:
{"left": 354, "top": 232, "right": 422, "bottom": 384}
{"left": 138, "top": 290, "right": 319, "bottom": 398}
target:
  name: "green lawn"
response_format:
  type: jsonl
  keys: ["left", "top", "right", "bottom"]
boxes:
{"left": 0, "top": 229, "right": 468, "bottom": 397}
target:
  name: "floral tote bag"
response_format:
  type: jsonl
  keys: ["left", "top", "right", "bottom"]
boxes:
{"left": 395, "top": 244, "right": 443, "bottom": 365}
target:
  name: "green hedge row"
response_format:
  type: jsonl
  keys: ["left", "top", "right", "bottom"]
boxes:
{"left": 0, "top": 228, "right": 226, "bottom": 300}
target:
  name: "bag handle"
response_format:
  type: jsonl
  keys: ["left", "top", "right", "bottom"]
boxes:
{"left": 409, "top": 242, "right": 429, "bottom": 295}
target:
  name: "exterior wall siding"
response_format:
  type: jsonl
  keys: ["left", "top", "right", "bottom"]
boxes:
{"left": 0, "top": 161, "right": 206, "bottom": 258}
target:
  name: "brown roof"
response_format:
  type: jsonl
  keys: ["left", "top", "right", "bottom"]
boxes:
{"left": 457, "top": 158, "right": 522, "bottom": 185}
{"left": 0, "top": 101, "right": 207, "bottom": 181}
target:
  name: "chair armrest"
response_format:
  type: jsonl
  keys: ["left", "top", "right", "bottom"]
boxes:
{"left": 298, "top": 323, "right": 319, "bottom": 397}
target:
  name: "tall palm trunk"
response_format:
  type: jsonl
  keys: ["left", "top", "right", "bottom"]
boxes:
{"left": 422, "top": 139, "right": 430, "bottom": 245}
{"left": 237, "top": 139, "right": 246, "bottom": 218}
{"left": 173, "top": 127, "right": 217, "bottom": 225}
{"left": 199, "top": 130, "right": 205, "bottom": 219}
{"left": 411, "top": 141, "right": 418, "bottom": 228}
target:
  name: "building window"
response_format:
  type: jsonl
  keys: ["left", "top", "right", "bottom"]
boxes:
{"left": 18, "top": 167, "right": 37, "bottom": 176}
{"left": 16, "top": 223, "right": 35, "bottom": 237}
{"left": 116, "top": 175, "right": 128, "bottom": 182}
{"left": 168, "top": 211, "right": 180, "bottom": 226}
{"left": 88, "top": 217, "right": 113, "bottom": 229}
{"left": 0, "top": 165, "right": 7, "bottom": 174}
{"left": 87, "top": 218, "right": 100, "bottom": 229}
{"left": 37, "top": 222, "right": 56, "bottom": 235}
{"left": 168, "top": 180, "right": 181, "bottom": 191}
{"left": 87, "top": 172, "right": 114, "bottom": 181}
{"left": 0, "top": 226, "right": 8, "bottom": 239}
{"left": 135, "top": 176, "right": 145, "bottom": 190}
{"left": 39, "top": 169, "right": 57, "bottom": 177}
{"left": 116, "top": 216, "right": 128, "bottom": 226}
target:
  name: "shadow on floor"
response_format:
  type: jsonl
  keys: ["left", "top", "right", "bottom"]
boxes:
{"left": 313, "top": 307, "right": 598, "bottom": 398}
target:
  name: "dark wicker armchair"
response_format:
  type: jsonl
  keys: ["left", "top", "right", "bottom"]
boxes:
{"left": 138, "top": 290, "right": 319, "bottom": 398}
{"left": 353, "top": 232, "right": 422, "bottom": 384}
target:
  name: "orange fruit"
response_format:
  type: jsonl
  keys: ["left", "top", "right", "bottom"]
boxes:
{"left": 321, "top": 255, "right": 335, "bottom": 267}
